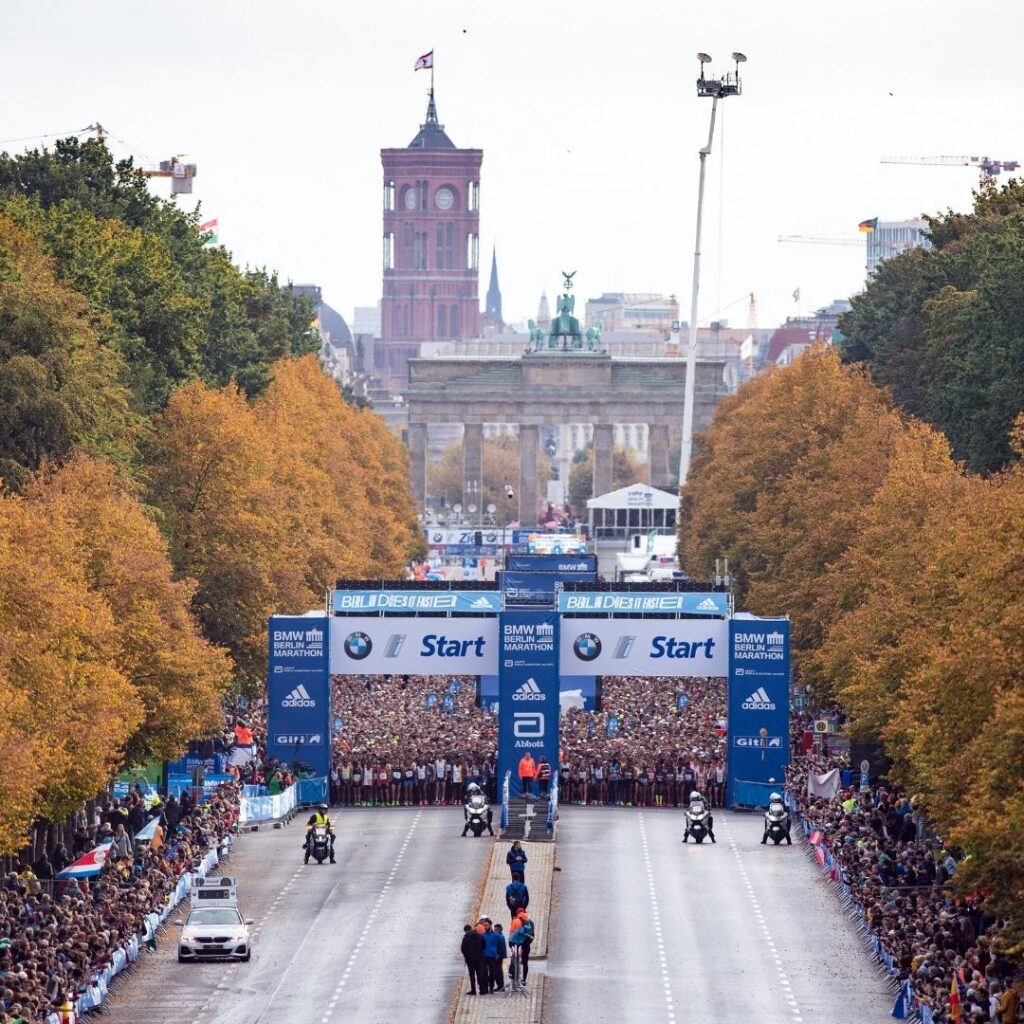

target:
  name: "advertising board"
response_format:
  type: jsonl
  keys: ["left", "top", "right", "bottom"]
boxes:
{"left": 557, "top": 591, "right": 727, "bottom": 616}
{"left": 558, "top": 618, "right": 729, "bottom": 677}
{"left": 328, "top": 616, "right": 499, "bottom": 675}
{"left": 331, "top": 590, "right": 501, "bottom": 614}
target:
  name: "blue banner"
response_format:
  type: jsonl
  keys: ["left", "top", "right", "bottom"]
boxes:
{"left": 165, "top": 753, "right": 225, "bottom": 776}
{"left": 266, "top": 615, "right": 331, "bottom": 776}
{"left": 500, "top": 570, "right": 597, "bottom": 606}
{"left": 447, "top": 679, "right": 460, "bottom": 693}
{"left": 676, "top": 692, "right": 690, "bottom": 710}
{"left": 558, "top": 591, "right": 728, "bottom": 616}
{"left": 498, "top": 610, "right": 560, "bottom": 798}
{"left": 506, "top": 553, "right": 597, "bottom": 573}
{"left": 605, "top": 714, "right": 620, "bottom": 737}
{"left": 331, "top": 590, "right": 501, "bottom": 614}
{"left": 727, "top": 618, "right": 790, "bottom": 806}
{"left": 443, "top": 693, "right": 456, "bottom": 715}
{"left": 426, "top": 692, "right": 438, "bottom": 708}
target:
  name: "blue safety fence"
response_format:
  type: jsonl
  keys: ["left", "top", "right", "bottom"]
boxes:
{"left": 45, "top": 839, "right": 229, "bottom": 1024}
{"left": 787, "top": 795, "right": 931, "bottom": 1023}
{"left": 732, "top": 779, "right": 777, "bottom": 808}
{"left": 546, "top": 770, "right": 559, "bottom": 833}
{"left": 296, "top": 777, "right": 329, "bottom": 806}
{"left": 239, "top": 777, "right": 328, "bottom": 824}
{"left": 500, "top": 771, "right": 511, "bottom": 831}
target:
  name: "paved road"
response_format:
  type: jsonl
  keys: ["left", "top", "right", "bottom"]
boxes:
{"left": 546, "top": 807, "right": 894, "bottom": 1024}
{"left": 106, "top": 808, "right": 489, "bottom": 1024}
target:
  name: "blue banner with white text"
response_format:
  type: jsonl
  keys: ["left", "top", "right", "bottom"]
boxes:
{"left": 266, "top": 615, "right": 331, "bottom": 776}
{"left": 498, "top": 610, "right": 560, "bottom": 799}
{"left": 727, "top": 618, "right": 790, "bottom": 806}
{"left": 505, "top": 553, "right": 597, "bottom": 573}
{"left": 500, "top": 570, "right": 597, "bottom": 606}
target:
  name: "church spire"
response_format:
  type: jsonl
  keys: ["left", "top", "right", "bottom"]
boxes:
{"left": 484, "top": 245, "right": 503, "bottom": 329}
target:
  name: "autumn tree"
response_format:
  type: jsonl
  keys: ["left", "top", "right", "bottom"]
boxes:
{"left": 567, "top": 443, "right": 645, "bottom": 511}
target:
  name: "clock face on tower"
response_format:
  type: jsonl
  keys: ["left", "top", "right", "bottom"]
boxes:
{"left": 403, "top": 187, "right": 418, "bottom": 211}
{"left": 434, "top": 186, "right": 455, "bottom": 211}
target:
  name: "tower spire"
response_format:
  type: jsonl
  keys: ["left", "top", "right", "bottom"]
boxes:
{"left": 484, "top": 245, "right": 503, "bottom": 330}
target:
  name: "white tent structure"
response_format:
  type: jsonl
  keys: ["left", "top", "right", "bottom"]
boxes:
{"left": 587, "top": 482, "right": 680, "bottom": 580}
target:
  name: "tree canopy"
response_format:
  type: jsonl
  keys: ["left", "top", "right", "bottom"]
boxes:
{"left": 839, "top": 178, "right": 1024, "bottom": 472}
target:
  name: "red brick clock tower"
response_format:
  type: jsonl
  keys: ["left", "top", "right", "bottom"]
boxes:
{"left": 377, "top": 90, "right": 483, "bottom": 393}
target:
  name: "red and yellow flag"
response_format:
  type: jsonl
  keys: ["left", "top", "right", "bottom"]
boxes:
{"left": 949, "top": 976, "right": 961, "bottom": 1021}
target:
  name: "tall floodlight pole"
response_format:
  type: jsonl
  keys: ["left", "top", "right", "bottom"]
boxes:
{"left": 679, "top": 52, "right": 746, "bottom": 488}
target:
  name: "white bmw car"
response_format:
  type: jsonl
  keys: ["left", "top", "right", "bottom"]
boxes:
{"left": 177, "top": 906, "right": 253, "bottom": 962}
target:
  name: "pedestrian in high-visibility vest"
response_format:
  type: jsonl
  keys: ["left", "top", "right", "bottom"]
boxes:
{"left": 518, "top": 753, "right": 536, "bottom": 799}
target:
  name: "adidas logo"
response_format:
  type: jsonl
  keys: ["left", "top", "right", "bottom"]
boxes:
{"left": 470, "top": 595, "right": 496, "bottom": 609}
{"left": 741, "top": 686, "right": 776, "bottom": 711}
{"left": 512, "top": 677, "right": 545, "bottom": 702}
{"left": 282, "top": 684, "right": 317, "bottom": 708}
{"left": 695, "top": 597, "right": 719, "bottom": 612}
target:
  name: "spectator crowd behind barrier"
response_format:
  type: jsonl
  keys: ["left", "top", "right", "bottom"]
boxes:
{"left": 788, "top": 754, "right": 1022, "bottom": 1024}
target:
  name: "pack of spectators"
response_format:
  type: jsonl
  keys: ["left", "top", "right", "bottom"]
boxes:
{"left": 788, "top": 756, "right": 1022, "bottom": 1023}
{"left": 0, "top": 783, "right": 239, "bottom": 1023}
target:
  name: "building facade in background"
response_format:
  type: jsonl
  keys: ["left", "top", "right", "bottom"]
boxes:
{"left": 377, "top": 91, "right": 482, "bottom": 393}
{"left": 867, "top": 218, "right": 930, "bottom": 277}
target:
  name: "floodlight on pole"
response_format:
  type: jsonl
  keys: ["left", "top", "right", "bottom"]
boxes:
{"left": 679, "top": 51, "right": 746, "bottom": 488}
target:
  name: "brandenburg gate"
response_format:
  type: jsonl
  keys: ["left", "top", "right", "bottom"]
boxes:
{"left": 405, "top": 274, "right": 726, "bottom": 526}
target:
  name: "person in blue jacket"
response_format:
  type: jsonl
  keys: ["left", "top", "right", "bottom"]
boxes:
{"left": 506, "top": 840, "right": 527, "bottom": 880}
{"left": 505, "top": 873, "right": 529, "bottom": 917}
{"left": 481, "top": 919, "right": 503, "bottom": 993}
{"left": 491, "top": 923, "right": 508, "bottom": 992}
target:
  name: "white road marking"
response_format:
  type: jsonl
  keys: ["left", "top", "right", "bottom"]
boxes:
{"left": 724, "top": 820, "right": 803, "bottom": 1024}
{"left": 639, "top": 814, "right": 675, "bottom": 1023}
{"left": 319, "top": 811, "right": 422, "bottom": 1021}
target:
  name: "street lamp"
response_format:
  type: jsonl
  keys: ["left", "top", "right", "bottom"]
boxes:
{"left": 679, "top": 51, "right": 746, "bottom": 487}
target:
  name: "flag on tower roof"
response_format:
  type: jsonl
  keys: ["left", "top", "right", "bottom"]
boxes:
{"left": 858, "top": 217, "right": 878, "bottom": 233}
{"left": 414, "top": 50, "right": 433, "bottom": 71}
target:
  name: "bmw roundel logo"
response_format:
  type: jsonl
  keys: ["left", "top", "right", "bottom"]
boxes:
{"left": 573, "top": 633, "right": 602, "bottom": 662}
{"left": 344, "top": 631, "right": 372, "bottom": 660}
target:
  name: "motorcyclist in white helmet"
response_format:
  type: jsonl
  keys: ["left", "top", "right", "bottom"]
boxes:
{"left": 761, "top": 790, "right": 791, "bottom": 844}
{"left": 462, "top": 782, "right": 494, "bottom": 836}
{"left": 684, "top": 789, "right": 716, "bottom": 843}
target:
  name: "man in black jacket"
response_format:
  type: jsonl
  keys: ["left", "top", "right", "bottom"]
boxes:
{"left": 461, "top": 924, "right": 485, "bottom": 996}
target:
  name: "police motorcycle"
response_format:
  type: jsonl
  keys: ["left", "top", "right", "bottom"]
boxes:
{"left": 304, "top": 804, "right": 335, "bottom": 865}
{"left": 682, "top": 791, "right": 715, "bottom": 844}
{"left": 762, "top": 791, "right": 792, "bottom": 845}
{"left": 462, "top": 783, "right": 494, "bottom": 837}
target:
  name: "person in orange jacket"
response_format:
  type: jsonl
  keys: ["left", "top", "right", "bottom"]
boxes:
{"left": 518, "top": 753, "right": 537, "bottom": 799}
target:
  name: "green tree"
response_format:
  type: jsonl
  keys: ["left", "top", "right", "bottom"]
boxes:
{"left": 839, "top": 178, "right": 1024, "bottom": 472}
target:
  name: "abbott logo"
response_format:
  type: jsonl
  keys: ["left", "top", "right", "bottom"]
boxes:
{"left": 512, "top": 678, "right": 545, "bottom": 701}
{"left": 344, "top": 631, "right": 372, "bottom": 660}
{"left": 513, "top": 712, "right": 544, "bottom": 738}
{"left": 741, "top": 686, "right": 777, "bottom": 711}
{"left": 282, "top": 684, "right": 316, "bottom": 708}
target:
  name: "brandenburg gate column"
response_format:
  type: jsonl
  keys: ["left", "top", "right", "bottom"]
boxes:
{"left": 463, "top": 422, "right": 483, "bottom": 506}
{"left": 518, "top": 424, "right": 541, "bottom": 528}
{"left": 593, "top": 423, "right": 613, "bottom": 498}
{"left": 647, "top": 423, "right": 671, "bottom": 490}
{"left": 408, "top": 421, "right": 427, "bottom": 509}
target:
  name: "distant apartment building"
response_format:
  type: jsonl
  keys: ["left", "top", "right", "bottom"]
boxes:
{"left": 867, "top": 219, "right": 930, "bottom": 277}
{"left": 585, "top": 293, "right": 680, "bottom": 332}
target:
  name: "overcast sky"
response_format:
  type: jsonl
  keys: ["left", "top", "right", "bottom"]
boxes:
{"left": 4, "top": 0, "right": 1023, "bottom": 331}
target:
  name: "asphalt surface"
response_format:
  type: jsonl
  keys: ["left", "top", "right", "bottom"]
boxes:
{"left": 105, "top": 808, "right": 490, "bottom": 1024}
{"left": 545, "top": 807, "right": 895, "bottom": 1024}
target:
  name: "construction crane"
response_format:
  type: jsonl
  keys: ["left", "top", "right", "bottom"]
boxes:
{"left": 778, "top": 235, "right": 862, "bottom": 246}
{"left": 881, "top": 155, "right": 1020, "bottom": 181}
{"left": 85, "top": 121, "right": 197, "bottom": 194}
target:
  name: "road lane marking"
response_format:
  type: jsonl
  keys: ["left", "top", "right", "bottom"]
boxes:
{"left": 723, "top": 819, "right": 803, "bottom": 1024}
{"left": 319, "top": 811, "right": 422, "bottom": 1022}
{"left": 639, "top": 814, "right": 675, "bottom": 1023}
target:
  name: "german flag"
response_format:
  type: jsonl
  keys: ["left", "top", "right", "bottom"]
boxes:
{"left": 858, "top": 217, "right": 878, "bottom": 233}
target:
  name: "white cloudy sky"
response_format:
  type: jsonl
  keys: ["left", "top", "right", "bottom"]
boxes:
{"left": 4, "top": 0, "right": 1023, "bottom": 330}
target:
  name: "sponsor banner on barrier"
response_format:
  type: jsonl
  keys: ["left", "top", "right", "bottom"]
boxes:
{"left": 506, "top": 553, "right": 597, "bottom": 573}
{"left": 328, "top": 616, "right": 499, "bottom": 675}
{"left": 558, "top": 618, "right": 729, "bottom": 677}
{"left": 557, "top": 591, "right": 728, "bottom": 615}
{"left": 498, "top": 610, "right": 560, "bottom": 797}
{"left": 267, "top": 615, "right": 331, "bottom": 775}
{"left": 331, "top": 589, "right": 501, "bottom": 614}
{"left": 727, "top": 618, "right": 790, "bottom": 805}
{"left": 426, "top": 527, "right": 505, "bottom": 547}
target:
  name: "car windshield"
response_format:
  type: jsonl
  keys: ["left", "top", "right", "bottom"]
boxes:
{"left": 188, "top": 909, "right": 242, "bottom": 926}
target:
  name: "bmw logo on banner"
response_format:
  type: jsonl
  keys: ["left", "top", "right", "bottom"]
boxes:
{"left": 573, "top": 633, "right": 602, "bottom": 661}
{"left": 344, "top": 631, "right": 373, "bottom": 660}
